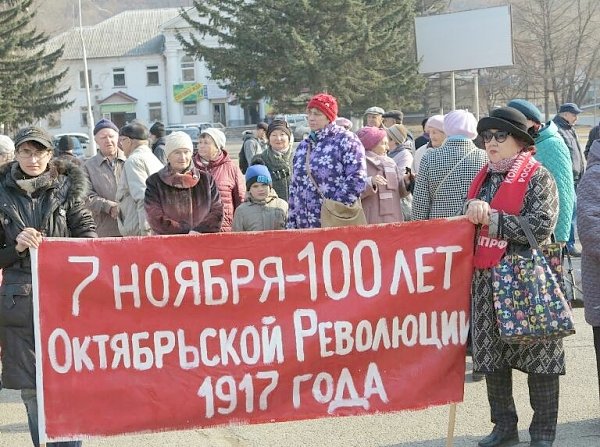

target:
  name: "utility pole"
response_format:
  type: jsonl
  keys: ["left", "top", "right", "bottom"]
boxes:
{"left": 78, "top": 0, "right": 97, "bottom": 157}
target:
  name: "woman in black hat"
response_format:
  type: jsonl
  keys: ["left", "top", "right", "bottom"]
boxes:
{"left": 465, "top": 107, "right": 561, "bottom": 447}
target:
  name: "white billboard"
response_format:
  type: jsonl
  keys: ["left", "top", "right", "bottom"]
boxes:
{"left": 415, "top": 6, "right": 513, "bottom": 74}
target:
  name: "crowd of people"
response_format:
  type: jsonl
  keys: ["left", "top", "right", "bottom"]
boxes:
{"left": 0, "top": 91, "right": 597, "bottom": 447}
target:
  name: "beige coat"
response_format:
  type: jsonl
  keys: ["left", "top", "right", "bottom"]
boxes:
{"left": 83, "top": 150, "right": 126, "bottom": 237}
{"left": 361, "top": 151, "right": 408, "bottom": 224}
{"left": 116, "top": 145, "right": 163, "bottom": 236}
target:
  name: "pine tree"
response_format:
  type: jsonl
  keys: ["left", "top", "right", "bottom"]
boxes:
{"left": 177, "top": 0, "right": 425, "bottom": 114}
{"left": 0, "top": 0, "right": 71, "bottom": 131}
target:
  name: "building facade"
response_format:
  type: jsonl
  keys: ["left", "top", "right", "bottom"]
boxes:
{"left": 41, "top": 8, "right": 266, "bottom": 135}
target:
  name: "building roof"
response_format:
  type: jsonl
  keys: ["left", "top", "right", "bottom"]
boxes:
{"left": 46, "top": 9, "right": 181, "bottom": 60}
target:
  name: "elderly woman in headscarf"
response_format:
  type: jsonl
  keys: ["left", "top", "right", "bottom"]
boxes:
{"left": 357, "top": 126, "right": 409, "bottom": 224}
{"left": 192, "top": 127, "right": 244, "bottom": 232}
{"left": 145, "top": 131, "right": 223, "bottom": 234}
{"left": 286, "top": 93, "right": 367, "bottom": 229}
{"left": 386, "top": 123, "right": 413, "bottom": 173}
{"left": 252, "top": 119, "right": 294, "bottom": 202}
{"left": 0, "top": 135, "right": 15, "bottom": 167}
{"left": 413, "top": 114, "right": 446, "bottom": 175}
{"left": 466, "top": 107, "right": 561, "bottom": 447}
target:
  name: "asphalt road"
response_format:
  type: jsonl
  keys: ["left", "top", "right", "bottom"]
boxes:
{"left": 0, "top": 302, "right": 597, "bottom": 447}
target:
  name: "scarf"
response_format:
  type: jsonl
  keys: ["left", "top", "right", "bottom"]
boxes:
{"left": 158, "top": 164, "right": 200, "bottom": 189}
{"left": 467, "top": 151, "right": 540, "bottom": 268}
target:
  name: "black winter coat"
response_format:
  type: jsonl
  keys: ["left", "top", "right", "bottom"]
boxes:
{"left": 0, "top": 159, "right": 97, "bottom": 389}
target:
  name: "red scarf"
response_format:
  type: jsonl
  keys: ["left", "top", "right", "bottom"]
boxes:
{"left": 467, "top": 151, "right": 540, "bottom": 268}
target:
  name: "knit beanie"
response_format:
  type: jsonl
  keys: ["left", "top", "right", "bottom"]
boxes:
{"left": 93, "top": 118, "right": 119, "bottom": 135}
{"left": 307, "top": 93, "right": 338, "bottom": 123}
{"left": 0, "top": 135, "right": 15, "bottom": 155}
{"left": 507, "top": 99, "right": 543, "bottom": 124}
{"left": 201, "top": 128, "right": 226, "bottom": 149}
{"left": 267, "top": 120, "right": 292, "bottom": 139}
{"left": 245, "top": 162, "right": 272, "bottom": 190}
{"left": 356, "top": 126, "right": 387, "bottom": 151}
{"left": 443, "top": 110, "right": 478, "bottom": 139}
{"left": 425, "top": 114, "right": 445, "bottom": 133}
{"left": 386, "top": 124, "right": 408, "bottom": 145}
{"left": 165, "top": 131, "right": 193, "bottom": 158}
{"left": 120, "top": 122, "right": 149, "bottom": 140}
{"left": 149, "top": 121, "right": 166, "bottom": 138}
{"left": 58, "top": 135, "right": 75, "bottom": 154}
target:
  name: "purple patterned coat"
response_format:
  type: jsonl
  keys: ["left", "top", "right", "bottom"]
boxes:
{"left": 287, "top": 123, "right": 367, "bottom": 229}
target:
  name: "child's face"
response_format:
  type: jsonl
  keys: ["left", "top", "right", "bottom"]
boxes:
{"left": 249, "top": 182, "right": 270, "bottom": 200}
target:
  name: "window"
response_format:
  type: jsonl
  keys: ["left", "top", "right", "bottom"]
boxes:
{"left": 183, "top": 100, "right": 197, "bottom": 116}
{"left": 147, "top": 66, "right": 159, "bottom": 86}
{"left": 113, "top": 67, "right": 125, "bottom": 87}
{"left": 79, "top": 70, "right": 92, "bottom": 89}
{"left": 48, "top": 112, "right": 61, "bottom": 129}
{"left": 181, "top": 56, "right": 195, "bottom": 82}
{"left": 148, "top": 102, "right": 162, "bottom": 122}
{"left": 80, "top": 107, "right": 89, "bottom": 126}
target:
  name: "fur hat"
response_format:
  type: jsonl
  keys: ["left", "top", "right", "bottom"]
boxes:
{"left": 356, "top": 126, "right": 387, "bottom": 151}
{"left": 149, "top": 121, "right": 166, "bottom": 138}
{"left": 14, "top": 126, "right": 53, "bottom": 149}
{"left": 120, "top": 122, "right": 149, "bottom": 140}
{"left": 477, "top": 107, "right": 535, "bottom": 145}
{"left": 165, "top": 131, "right": 193, "bottom": 159}
{"left": 201, "top": 127, "right": 226, "bottom": 149}
{"left": 93, "top": 118, "right": 119, "bottom": 135}
{"left": 507, "top": 99, "right": 543, "bottom": 124}
{"left": 443, "top": 110, "right": 478, "bottom": 139}
{"left": 386, "top": 124, "right": 408, "bottom": 145}
{"left": 245, "top": 161, "right": 272, "bottom": 190}
{"left": 267, "top": 120, "right": 291, "bottom": 139}
{"left": 0, "top": 135, "right": 15, "bottom": 155}
{"left": 307, "top": 93, "right": 338, "bottom": 123}
{"left": 425, "top": 114, "right": 445, "bottom": 133}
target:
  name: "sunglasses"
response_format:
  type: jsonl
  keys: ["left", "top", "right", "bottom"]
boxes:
{"left": 480, "top": 130, "right": 510, "bottom": 143}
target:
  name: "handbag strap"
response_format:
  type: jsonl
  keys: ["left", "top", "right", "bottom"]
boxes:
{"left": 305, "top": 142, "right": 326, "bottom": 200}
{"left": 433, "top": 149, "right": 473, "bottom": 199}
{"left": 517, "top": 216, "right": 540, "bottom": 249}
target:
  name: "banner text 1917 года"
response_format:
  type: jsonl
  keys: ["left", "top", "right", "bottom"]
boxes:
{"left": 32, "top": 218, "right": 475, "bottom": 443}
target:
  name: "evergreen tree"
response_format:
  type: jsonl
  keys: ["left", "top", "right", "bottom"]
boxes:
{"left": 0, "top": 0, "right": 71, "bottom": 131}
{"left": 178, "top": 0, "right": 425, "bottom": 113}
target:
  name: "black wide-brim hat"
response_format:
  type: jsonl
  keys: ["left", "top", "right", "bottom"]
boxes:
{"left": 477, "top": 106, "right": 534, "bottom": 146}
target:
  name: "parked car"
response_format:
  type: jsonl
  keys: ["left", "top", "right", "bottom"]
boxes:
{"left": 165, "top": 126, "right": 200, "bottom": 149}
{"left": 292, "top": 119, "right": 310, "bottom": 142}
{"left": 179, "top": 122, "right": 226, "bottom": 132}
{"left": 52, "top": 132, "right": 88, "bottom": 158}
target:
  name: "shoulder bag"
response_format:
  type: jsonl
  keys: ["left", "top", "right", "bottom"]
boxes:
{"left": 492, "top": 217, "right": 576, "bottom": 344}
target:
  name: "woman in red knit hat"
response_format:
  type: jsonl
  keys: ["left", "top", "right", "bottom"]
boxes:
{"left": 286, "top": 93, "right": 367, "bottom": 228}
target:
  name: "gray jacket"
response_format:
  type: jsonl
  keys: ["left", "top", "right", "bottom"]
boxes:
{"left": 577, "top": 139, "right": 600, "bottom": 326}
{"left": 83, "top": 150, "right": 126, "bottom": 237}
{"left": 553, "top": 114, "right": 586, "bottom": 181}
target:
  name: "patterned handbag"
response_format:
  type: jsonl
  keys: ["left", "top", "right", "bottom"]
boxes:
{"left": 492, "top": 218, "right": 576, "bottom": 344}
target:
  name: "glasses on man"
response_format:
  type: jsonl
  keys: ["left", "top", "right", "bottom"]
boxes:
{"left": 480, "top": 130, "right": 510, "bottom": 143}
{"left": 16, "top": 149, "right": 52, "bottom": 159}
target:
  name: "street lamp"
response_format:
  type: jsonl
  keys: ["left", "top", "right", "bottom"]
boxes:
{"left": 78, "top": 0, "right": 97, "bottom": 157}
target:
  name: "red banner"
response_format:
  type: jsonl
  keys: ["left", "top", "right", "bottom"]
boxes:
{"left": 33, "top": 218, "right": 475, "bottom": 442}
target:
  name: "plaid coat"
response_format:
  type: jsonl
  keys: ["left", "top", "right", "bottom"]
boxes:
{"left": 412, "top": 138, "right": 487, "bottom": 220}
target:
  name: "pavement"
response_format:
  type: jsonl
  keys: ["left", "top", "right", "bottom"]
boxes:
{"left": 0, "top": 305, "right": 597, "bottom": 447}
